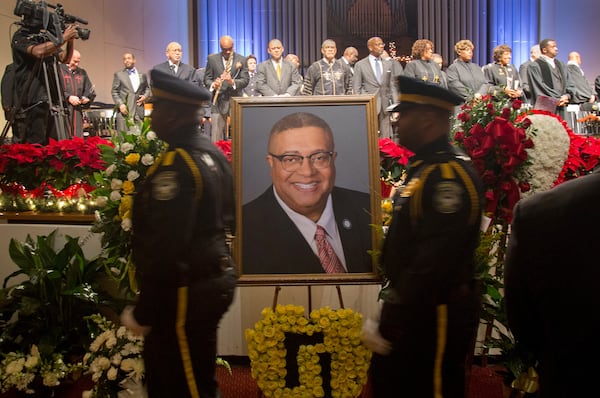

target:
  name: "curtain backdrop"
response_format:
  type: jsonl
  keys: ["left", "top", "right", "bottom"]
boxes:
{"left": 193, "top": 0, "right": 538, "bottom": 71}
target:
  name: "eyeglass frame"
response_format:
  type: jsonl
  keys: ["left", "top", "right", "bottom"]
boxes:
{"left": 268, "top": 150, "right": 337, "bottom": 172}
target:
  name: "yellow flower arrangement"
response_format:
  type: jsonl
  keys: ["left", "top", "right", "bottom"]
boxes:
{"left": 245, "top": 304, "right": 371, "bottom": 398}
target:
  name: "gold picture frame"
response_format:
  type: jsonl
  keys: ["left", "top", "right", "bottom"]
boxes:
{"left": 230, "top": 95, "right": 382, "bottom": 285}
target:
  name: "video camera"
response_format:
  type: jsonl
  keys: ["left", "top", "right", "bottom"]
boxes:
{"left": 14, "top": 0, "right": 90, "bottom": 41}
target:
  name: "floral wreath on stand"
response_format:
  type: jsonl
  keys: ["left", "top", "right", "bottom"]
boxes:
{"left": 245, "top": 304, "right": 371, "bottom": 398}
{"left": 451, "top": 94, "right": 600, "bottom": 393}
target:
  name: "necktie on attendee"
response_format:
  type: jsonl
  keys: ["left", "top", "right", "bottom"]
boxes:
{"left": 169, "top": 64, "right": 176, "bottom": 74}
{"left": 276, "top": 63, "right": 281, "bottom": 80}
{"left": 225, "top": 57, "right": 232, "bottom": 74}
{"left": 375, "top": 58, "right": 382, "bottom": 83}
{"left": 315, "top": 225, "right": 345, "bottom": 273}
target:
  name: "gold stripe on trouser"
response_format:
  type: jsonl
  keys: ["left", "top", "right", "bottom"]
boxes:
{"left": 176, "top": 286, "right": 200, "bottom": 398}
{"left": 433, "top": 304, "right": 448, "bottom": 398}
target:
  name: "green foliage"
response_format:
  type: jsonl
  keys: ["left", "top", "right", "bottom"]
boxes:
{"left": 0, "top": 231, "right": 106, "bottom": 360}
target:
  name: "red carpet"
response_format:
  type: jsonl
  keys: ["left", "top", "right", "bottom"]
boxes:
{"left": 216, "top": 359, "right": 507, "bottom": 398}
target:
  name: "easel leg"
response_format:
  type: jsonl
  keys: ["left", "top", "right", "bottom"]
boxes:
{"left": 335, "top": 285, "right": 345, "bottom": 309}
{"left": 271, "top": 286, "right": 281, "bottom": 310}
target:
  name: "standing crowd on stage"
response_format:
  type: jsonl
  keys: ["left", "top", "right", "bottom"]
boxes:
{"left": 4, "top": 27, "right": 599, "bottom": 144}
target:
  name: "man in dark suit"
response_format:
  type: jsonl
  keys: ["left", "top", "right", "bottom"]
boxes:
{"left": 505, "top": 170, "right": 600, "bottom": 398}
{"left": 152, "top": 42, "right": 196, "bottom": 82}
{"left": 242, "top": 112, "right": 373, "bottom": 274}
{"left": 204, "top": 35, "right": 249, "bottom": 142}
{"left": 566, "top": 51, "right": 596, "bottom": 105}
{"left": 111, "top": 52, "right": 151, "bottom": 132}
{"left": 519, "top": 44, "right": 541, "bottom": 104}
{"left": 527, "top": 38, "right": 571, "bottom": 117}
{"left": 255, "top": 39, "right": 303, "bottom": 97}
{"left": 352, "top": 36, "right": 402, "bottom": 138}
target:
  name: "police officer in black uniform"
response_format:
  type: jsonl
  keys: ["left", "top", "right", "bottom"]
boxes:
{"left": 120, "top": 69, "right": 237, "bottom": 398}
{"left": 369, "top": 76, "right": 484, "bottom": 397}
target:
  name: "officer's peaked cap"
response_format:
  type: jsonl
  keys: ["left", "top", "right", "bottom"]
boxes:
{"left": 150, "top": 69, "right": 211, "bottom": 105}
{"left": 387, "top": 76, "right": 462, "bottom": 112}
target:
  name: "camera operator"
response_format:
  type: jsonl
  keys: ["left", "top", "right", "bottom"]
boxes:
{"left": 10, "top": 16, "right": 79, "bottom": 144}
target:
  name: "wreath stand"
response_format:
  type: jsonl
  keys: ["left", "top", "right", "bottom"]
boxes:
{"left": 271, "top": 285, "right": 345, "bottom": 312}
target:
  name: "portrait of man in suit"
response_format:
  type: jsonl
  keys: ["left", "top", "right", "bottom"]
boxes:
{"left": 111, "top": 52, "right": 151, "bottom": 132}
{"left": 242, "top": 111, "right": 373, "bottom": 275}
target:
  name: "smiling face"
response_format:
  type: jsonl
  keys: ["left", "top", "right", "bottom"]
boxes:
{"left": 267, "top": 126, "right": 336, "bottom": 222}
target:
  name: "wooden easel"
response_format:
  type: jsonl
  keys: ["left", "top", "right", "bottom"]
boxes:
{"left": 271, "top": 285, "right": 345, "bottom": 312}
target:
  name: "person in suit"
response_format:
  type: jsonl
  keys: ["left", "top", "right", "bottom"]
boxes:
{"left": 519, "top": 44, "right": 541, "bottom": 104}
{"left": 431, "top": 53, "right": 448, "bottom": 88}
{"left": 301, "top": 39, "right": 352, "bottom": 96}
{"left": 204, "top": 35, "right": 249, "bottom": 142}
{"left": 256, "top": 39, "right": 303, "bottom": 97}
{"left": 482, "top": 44, "right": 524, "bottom": 100}
{"left": 446, "top": 39, "right": 490, "bottom": 102}
{"left": 242, "top": 54, "right": 260, "bottom": 97}
{"left": 504, "top": 170, "right": 600, "bottom": 398}
{"left": 120, "top": 69, "right": 237, "bottom": 398}
{"left": 341, "top": 46, "right": 359, "bottom": 76}
{"left": 527, "top": 38, "right": 571, "bottom": 117}
{"left": 352, "top": 36, "right": 402, "bottom": 138}
{"left": 566, "top": 51, "right": 596, "bottom": 105}
{"left": 152, "top": 42, "right": 197, "bottom": 82}
{"left": 192, "top": 66, "right": 212, "bottom": 138}
{"left": 59, "top": 50, "right": 96, "bottom": 137}
{"left": 242, "top": 112, "right": 373, "bottom": 275}
{"left": 368, "top": 76, "right": 484, "bottom": 398}
{"left": 111, "top": 52, "right": 151, "bottom": 132}
{"left": 403, "top": 39, "right": 445, "bottom": 87}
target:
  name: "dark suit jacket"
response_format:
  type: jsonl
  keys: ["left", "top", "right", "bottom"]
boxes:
{"left": 111, "top": 68, "right": 151, "bottom": 131}
{"left": 505, "top": 170, "right": 600, "bottom": 398}
{"left": 527, "top": 58, "right": 571, "bottom": 106}
{"left": 352, "top": 56, "right": 398, "bottom": 115}
{"left": 255, "top": 59, "right": 303, "bottom": 96}
{"left": 242, "top": 186, "right": 373, "bottom": 274}
{"left": 566, "top": 63, "right": 594, "bottom": 104}
{"left": 204, "top": 52, "right": 249, "bottom": 115}
{"left": 152, "top": 61, "right": 197, "bottom": 83}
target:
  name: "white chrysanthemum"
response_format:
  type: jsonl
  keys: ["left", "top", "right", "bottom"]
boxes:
{"left": 117, "top": 326, "right": 127, "bottom": 338}
{"left": 95, "top": 196, "right": 108, "bottom": 208}
{"left": 110, "top": 178, "right": 123, "bottom": 191}
{"left": 110, "top": 190, "right": 122, "bottom": 202}
{"left": 141, "top": 153, "right": 154, "bottom": 166}
{"left": 42, "top": 371, "right": 60, "bottom": 386}
{"left": 82, "top": 390, "right": 93, "bottom": 398}
{"left": 521, "top": 114, "right": 570, "bottom": 198}
{"left": 5, "top": 358, "right": 25, "bottom": 374}
{"left": 128, "top": 125, "right": 141, "bottom": 136}
{"left": 121, "top": 142, "right": 135, "bottom": 153}
{"left": 111, "top": 353, "right": 122, "bottom": 365}
{"left": 127, "top": 170, "right": 140, "bottom": 181}
{"left": 107, "top": 366, "right": 118, "bottom": 381}
{"left": 146, "top": 131, "right": 157, "bottom": 141}
{"left": 121, "top": 218, "right": 132, "bottom": 232}
{"left": 105, "top": 164, "right": 117, "bottom": 176}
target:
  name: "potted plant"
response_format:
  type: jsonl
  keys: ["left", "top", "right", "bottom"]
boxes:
{"left": 0, "top": 231, "right": 117, "bottom": 395}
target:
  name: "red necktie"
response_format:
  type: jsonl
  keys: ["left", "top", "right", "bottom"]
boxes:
{"left": 315, "top": 225, "right": 346, "bottom": 273}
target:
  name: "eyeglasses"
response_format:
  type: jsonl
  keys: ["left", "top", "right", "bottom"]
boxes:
{"left": 269, "top": 151, "right": 336, "bottom": 172}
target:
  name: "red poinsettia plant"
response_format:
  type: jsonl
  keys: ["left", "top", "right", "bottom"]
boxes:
{"left": 378, "top": 138, "right": 413, "bottom": 197}
{"left": 452, "top": 95, "right": 533, "bottom": 223}
{"left": 0, "top": 136, "right": 111, "bottom": 197}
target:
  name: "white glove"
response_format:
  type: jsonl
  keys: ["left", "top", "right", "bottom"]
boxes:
{"left": 120, "top": 305, "right": 151, "bottom": 336}
{"left": 361, "top": 318, "right": 392, "bottom": 355}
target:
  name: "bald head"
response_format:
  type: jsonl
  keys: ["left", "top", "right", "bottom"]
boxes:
{"left": 165, "top": 41, "right": 182, "bottom": 64}
{"left": 568, "top": 51, "right": 581, "bottom": 65}
{"left": 68, "top": 49, "right": 81, "bottom": 70}
{"left": 220, "top": 35, "right": 234, "bottom": 60}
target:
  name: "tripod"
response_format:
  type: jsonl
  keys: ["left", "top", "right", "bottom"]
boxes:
{"left": 1, "top": 39, "right": 71, "bottom": 144}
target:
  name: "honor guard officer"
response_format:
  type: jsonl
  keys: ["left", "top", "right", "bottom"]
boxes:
{"left": 368, "top": 76, "right": 484, "bottom": 398}
{"left": 120, "top": 69, "right": 237, "bottom": 398}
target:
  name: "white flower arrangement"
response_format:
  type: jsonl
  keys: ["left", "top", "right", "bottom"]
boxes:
{"left": 520, "top": 114, "right": 570, "bottom": 197}
{"left": 82, "top": 314, "right": 145, "bottom": 398}
{"left": 0, "top": 345, "right": 74, "bottom": 394}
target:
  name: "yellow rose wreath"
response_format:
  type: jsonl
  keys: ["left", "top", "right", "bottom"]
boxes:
{"left": 244, "top": 304, "right": 371, "bottom": 398}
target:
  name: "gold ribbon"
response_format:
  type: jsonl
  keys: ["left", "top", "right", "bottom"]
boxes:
{"left": 510, "top": 367, "right": 539, "bottom": 394}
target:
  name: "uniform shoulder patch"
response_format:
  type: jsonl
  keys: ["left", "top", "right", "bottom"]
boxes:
{"left": 433, "top": 181, "right": 463, "bottom": 214}
{"left": 151, "top": 171, "right": 179, "bottom": 201}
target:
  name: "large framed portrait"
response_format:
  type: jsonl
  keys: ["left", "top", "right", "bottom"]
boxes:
{"left": 230, "top": 95, "right": 382, "bottom": 285}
